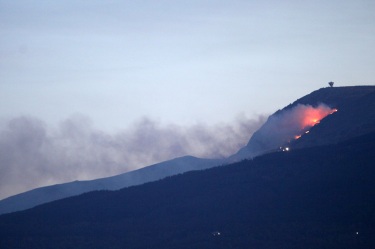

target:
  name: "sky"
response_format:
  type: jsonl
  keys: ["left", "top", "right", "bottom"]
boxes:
{"left": 1, "top": 0, "right": 375, "bottom": 199}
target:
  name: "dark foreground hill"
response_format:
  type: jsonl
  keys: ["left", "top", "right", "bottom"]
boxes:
{"left": 1, "top": 132, "right": 374, "bottom": 249}
{"left": 0, "top": 156, "right": 224, "bottom": 215}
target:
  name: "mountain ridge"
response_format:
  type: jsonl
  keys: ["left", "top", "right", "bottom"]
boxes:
{"left": 0, "top": 156, "right": 223, "bottom": 214}
{"left": 1, "top": 85, "right": 374, "bottom": 215}
{"left": 231, "top": 85, "right": 375, "bottom": 160}
{"left": 1, "top": 131, "right": 374, "bottom": 248}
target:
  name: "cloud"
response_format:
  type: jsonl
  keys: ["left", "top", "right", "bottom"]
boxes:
{"left": 0, "top": 114, "right": 266, "bottom": 199}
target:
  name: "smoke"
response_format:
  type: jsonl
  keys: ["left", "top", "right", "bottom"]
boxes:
{"left": 262, "top": 103, "right": 334, "bottom": 142}
{"left": 0, "top": 114, "right": 266, "bottom": 199}
{"left": 246, "top": 103, "right": 335, "bottom": 155}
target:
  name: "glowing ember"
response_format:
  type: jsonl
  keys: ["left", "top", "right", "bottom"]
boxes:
{"left": 330, "top": 109, "right": 338, "bottom": 114}
{"left": 281, "top": 147, "right": 290, "bottom": 152}
{"left": 295, "top": 135, "right": 301, "bottom": 139}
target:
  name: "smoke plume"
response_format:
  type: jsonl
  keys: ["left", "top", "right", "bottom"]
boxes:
{"left": 244, "top": 103, "right": 336, "bottom": 157}
{"left": 0, "top": 114, "right": 266, "bottom": 199}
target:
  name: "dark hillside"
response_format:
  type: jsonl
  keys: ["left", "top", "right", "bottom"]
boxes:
{"left": 1, "top": 132, "right": 375, "bottom": 249}
{"left": 287, "top": 85, "right": 375, "bottom": 110}
{"left": 0, "top": 156, "right": 223, "bottom": 215}
{"left": 232, "top": 86, "right": 375, "bottom": 160}
{"left": 292, "top": 88, "right": 375, "bottom": 148}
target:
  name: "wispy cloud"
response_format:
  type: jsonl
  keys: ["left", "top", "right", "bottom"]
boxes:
{"left": 0, "top": 114, "right": 266, "bottom": 199}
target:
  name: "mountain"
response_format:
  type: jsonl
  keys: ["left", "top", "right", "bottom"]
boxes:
{"left": 0, "top": 156, "right": 223, "bottom": 214}
{"left": 292, "top": 86, "right": 375, "bottom": 148}
{"left": 1, "top": 85, "right": 375, "bottom": 215}
{"left": 231, "top": 85, "right": 375, "bottom": 160}
{"left": 1, "top": 131, "right": 374, "bottom": 248}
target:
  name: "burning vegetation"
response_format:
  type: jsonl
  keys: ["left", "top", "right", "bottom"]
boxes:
{"left": 293, "top": 107, "right": 338, "bottom": 140}
{"left": 258, "top": 103, "right": 338, "bottom": 153}
{"left": 235, "top": 103, "right": 338, "bottom": 157}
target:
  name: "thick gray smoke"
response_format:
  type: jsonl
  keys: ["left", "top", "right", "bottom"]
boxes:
{"left": 0, "top": 114, "right": 266, "bottom": 199}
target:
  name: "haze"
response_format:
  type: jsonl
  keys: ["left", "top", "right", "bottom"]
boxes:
{"left": 1, "top": 0, "right": 375, "bottom": 199}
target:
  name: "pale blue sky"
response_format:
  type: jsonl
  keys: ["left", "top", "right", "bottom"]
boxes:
{"left": 1, "top": 0, "right": 375, "bottom": 131}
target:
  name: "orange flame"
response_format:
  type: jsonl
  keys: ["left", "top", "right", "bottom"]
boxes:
{"left": 292, "top": 106, "right": 337, "bottom": 140}
{"left": 298, "top": 106, "right": 334, "bottom": 129}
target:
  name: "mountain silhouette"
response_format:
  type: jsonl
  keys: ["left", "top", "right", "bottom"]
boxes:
{"left": 1, "top": 131, "right": 374, "bottom": 248}
{"left": 0, "top": 85, "right": 374, "bottom": 216}
{"left": 0, "top": 156, "right": 224, "bottom": 214}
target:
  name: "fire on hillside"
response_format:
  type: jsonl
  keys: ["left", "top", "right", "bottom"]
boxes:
{"left": 278, "top": 106, "right": 338, "bottom": 152}
{"left": 294, "top": 108, "right": 338, "bottom": 140}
